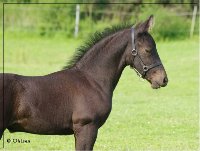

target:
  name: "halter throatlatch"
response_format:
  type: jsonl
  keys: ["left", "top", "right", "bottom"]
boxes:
{"left": 131, "top": 27, "right": 161, "bottom": 78}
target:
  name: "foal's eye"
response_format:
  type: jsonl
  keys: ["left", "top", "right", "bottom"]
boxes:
{"left": 145, "top": 49, "right": 151, "bottom": 53}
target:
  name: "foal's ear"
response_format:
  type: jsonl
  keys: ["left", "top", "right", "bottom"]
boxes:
{"left": 137, "top": 15, "right": 154, "bottom": 33}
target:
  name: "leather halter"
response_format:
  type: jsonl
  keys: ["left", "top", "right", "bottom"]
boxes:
{"left": 131, "top": 27, "right": 161, "bottom": 78}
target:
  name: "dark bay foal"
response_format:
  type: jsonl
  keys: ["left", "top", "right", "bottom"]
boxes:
{"left": 0, "top": 15, "right": 168, "bottom": 150}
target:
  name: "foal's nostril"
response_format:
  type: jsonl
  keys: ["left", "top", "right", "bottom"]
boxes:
{"left": 163, "top": 77, "right": 168, "bottom": 84}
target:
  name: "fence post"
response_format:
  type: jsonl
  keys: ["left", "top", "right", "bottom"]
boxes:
{"left": 74, "top": 4, "right": 80, "bottom": 38}
{"left": 190, "top": 5, "right": 197, "bottom": 37}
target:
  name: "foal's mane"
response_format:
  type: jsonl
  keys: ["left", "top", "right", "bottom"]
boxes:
{"left": 63, "top": 23, "right": 132, "bottom": 69}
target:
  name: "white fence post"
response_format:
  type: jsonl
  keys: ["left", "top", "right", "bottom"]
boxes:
{"left": 74, "top": 4, "right": 80, "bottom": 38}
{"left": 190, "top": 5, "right": 197, "bottom": 37}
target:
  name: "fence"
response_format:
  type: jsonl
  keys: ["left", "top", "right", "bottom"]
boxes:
{"left": 3, "top": 4, "right": 199, "bottom": 39}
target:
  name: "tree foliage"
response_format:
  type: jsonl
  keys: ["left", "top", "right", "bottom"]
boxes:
{"left": 1, "top": 0, "right": 198, "bottom": 40}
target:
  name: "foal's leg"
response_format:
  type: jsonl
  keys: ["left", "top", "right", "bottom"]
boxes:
{"left": 0, "top": 129, "right": 3, "bottom": 140}
{"left": 0, "top": 101, "right": 3, "bottom": 140}
{"left": 74, "top": 123, "right": 98, "bottom": 150}
{"left": 0, "top": 109, "right": 5, "bottom": 140}
{"left": 0, "top": 112, "right": 4, "bottom": 140}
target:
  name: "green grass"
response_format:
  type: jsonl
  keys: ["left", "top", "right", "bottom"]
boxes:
{"left": 0, "top": 33, "right": 199, "bottom": 150}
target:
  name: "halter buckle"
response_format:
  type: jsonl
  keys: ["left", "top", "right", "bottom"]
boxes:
{"left": 143, "top": 66, "right": 148, "bottom": 72}
{"left": 131, "top": 49, "right": 137, "bottom": 56}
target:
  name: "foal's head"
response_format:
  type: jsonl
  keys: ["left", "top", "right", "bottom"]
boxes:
{"left": 126, "top": 15, "right": 168, "bottom": 89}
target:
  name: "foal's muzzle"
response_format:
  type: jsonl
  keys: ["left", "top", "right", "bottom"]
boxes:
{"left": 146, "top": 66, "right": 168, "bottom": 89}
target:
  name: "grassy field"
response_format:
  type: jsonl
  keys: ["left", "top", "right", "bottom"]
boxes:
{"left": 0, "top": 33, "right": 199, "bottom": 150}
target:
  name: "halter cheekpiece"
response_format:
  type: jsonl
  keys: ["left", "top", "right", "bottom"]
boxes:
{"left": 131, "top": 27, "right": 161, "bottom": 78}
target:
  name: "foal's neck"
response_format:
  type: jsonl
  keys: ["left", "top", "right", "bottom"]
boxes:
{"left": 75, "top": 29, "right": 130, "bottom": 94}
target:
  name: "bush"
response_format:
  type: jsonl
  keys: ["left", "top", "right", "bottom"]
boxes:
{"left": 138, "top": 5, "right": 191, "bottom": 41}
{"left": 3, "top": 3, "right": 193, "bottom": 41}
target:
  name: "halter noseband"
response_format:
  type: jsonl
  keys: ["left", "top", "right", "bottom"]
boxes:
{"left": 131, "top": 27, "right": 161, "bottom": 78}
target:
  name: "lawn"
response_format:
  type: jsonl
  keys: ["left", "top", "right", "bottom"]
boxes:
{"left": 0, "top": 33, "right": 199, "bottom": 150}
